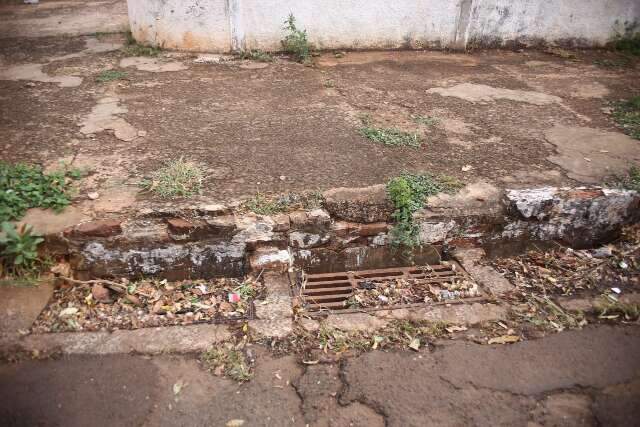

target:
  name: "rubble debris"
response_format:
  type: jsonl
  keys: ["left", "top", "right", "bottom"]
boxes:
{"left": 32, "top": 276, "right": 264, "bottom": 333}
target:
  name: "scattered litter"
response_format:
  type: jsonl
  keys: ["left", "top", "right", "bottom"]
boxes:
{"left": 408, "top": 337, "right": 421, "bottom": 351}
{"left": 461, "top": 165, "right": 473, "bottom": 172}
{"left": 59, "top": 307, "right": 78, "bottom": 317}
{"left": 611, "top": 287, "right": 622, "bottom": 294}
{"left": 33, "top": 277, "right": 264, "bottom": 333}
{"left": 488, "top": 335, "right": 520, "bottom": 345}
{"left": 173, "top": 380, "right": 186, "bottom": 396}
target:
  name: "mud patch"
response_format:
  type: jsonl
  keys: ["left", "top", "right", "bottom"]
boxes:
{"left": 0, "top": 62, "right": 82, "bottom": 87}
{"left": 570, "top": 82, "right": 610, "bottom": 99}
{"left": 427, "top": 83, "right": 563, "bottom": 105}
{"left": 120, "top": 57, "right": 188, "bottom": 73}
{"left": 545, "top": 125, "right": 640, "bottom": 182}
{"left": 79, "top": 96, "right": 138, "bottom": 141}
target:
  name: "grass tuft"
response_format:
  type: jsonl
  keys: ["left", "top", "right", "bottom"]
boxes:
{"left": 412, "top": 115, "right": 439, "bottom": 127}
{"left": 122, "top": 31, "right": 161, "bottom": 57}
{"left": 201, "top": 346, "right": 253, "bottom": 382}
{"left": 612, "top": 96, "right": 640, "bottom": 140}
{"left": 243, "top": 192, "right": 323, "bottom": 215}
{"left": 142, "top": 158, "right": 204, "bottom": 199}
{"left": 359, "top": 127, "right": 422, "bottom": 147}
{"left": 96, "top": 69, "right": 127, "bottom": 83}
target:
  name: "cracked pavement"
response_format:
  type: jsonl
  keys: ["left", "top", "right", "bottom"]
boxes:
{"left": 1, "top": 325, "right": 639, "bottom": 426}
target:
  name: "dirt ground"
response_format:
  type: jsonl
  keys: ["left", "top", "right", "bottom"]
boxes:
{"left": 1, "top": 325, "right": 639, "bottom": 427}
{"left": 1, "top": 32, "right": 640, "bottom": 217}
{"left": 0, "top": 0, "right": 128, "bottom": 39}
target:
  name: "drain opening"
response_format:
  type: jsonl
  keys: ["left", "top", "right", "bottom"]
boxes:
{"left": 296, "top": 262, "right": 483, "bottom": 313}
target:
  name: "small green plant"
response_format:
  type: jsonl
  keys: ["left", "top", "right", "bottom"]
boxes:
{"left": 613, "top": 33, "right": 640, "bottom": 56}
{"left": 609, "top": 166, "right": 640, "bottom": 191}
{"left": 0, "top": 162, "right": 81, "bottom": 222}
{"left": 243, "top": 193, "right": 289, "bottom": 215}
{"left": 233, "top": 280, "right": 258, "bottom": 300}
{"left": 281, "top": 14, "right": 312, "bottom": 63}
{"left": 122, "top": 31, "right": 161, "bottom": 57}
{"left": 142, "top": 158, "right": 204, "bottom": 199}
{"left": 323, "top": 79, "right": 335, "bottom": 88}
{"left": 96, "top": 69, "right": 127, "bottom": 83}
{"left": 593, "top": 57, "right": 631, "bottom": 68}
{"left": 0, "top": 222, "right": 44, "bottom": 278}
{"left": 243, "top": 191, "right": 323, "bottom": 215}
{"left": 201, "top": 346, "right": 253, "bottom": 382}
{"left": 387, "top": 173, "right": 462, "bottom": 247}
{"left": 412, "top": 115, "right": 439, "bottom": 127}
{"left": 238, "top": 49, "right": 275, "bottom": 62}
{"left": 612, "top": 96, "right": 640, "bottom": 140}
{"left": 359, "top": 127, "right": 422, "bottom": 147}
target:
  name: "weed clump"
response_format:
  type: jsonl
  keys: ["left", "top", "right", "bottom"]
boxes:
{"left": 609, "top": 166, "right": 640, "bottom": 192}
{"left": 387, "top": 173, "right": 463, "bottom": 247}
{"left": 0, "top": 162, "right": 81, "bottom": 222}
{"left": 0, "top": 222, "right": 45, "bottom": 279}
{"left": 243, "top": 192, "right": 323, "bottom": 215}
{"left": 359, "top": 127, "right": 422, "bottom": 147}
{"left": 142, "top": 158, "right": 204, "bottom": 199}
{"left": 96, "top": 69, "right": 127, "bottom": 83}
{"left": 612, "top": 96, "right": 640, "bottom": 140}
{"left": 281, "top": 14, "right": 312, "bottom": 63}
{"left": 201, "top": 345, "right": 253, "bottom": 382}
{"left": 122, "top": 31, "right": 161, "bottom": 57}
{"left": 613, "top": 33, "right": 640, "bottom": 56}
{"left": 412, "top": 115, "right": 439, "bottom": 127}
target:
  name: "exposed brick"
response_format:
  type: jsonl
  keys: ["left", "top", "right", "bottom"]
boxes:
{"left": 73, "top": 219, "right": 122, "bottom": 237}
{"left": 289, "top": 210, "right": 309, "bottom": 227}
{"left": 167, "top": 218, "right": 197, "bottom": 234}
{"left": 358, "top": 222, "right": 388, "bottom": 236}
{"left": 331, "top": 221, "right": 357, "bottom": 237}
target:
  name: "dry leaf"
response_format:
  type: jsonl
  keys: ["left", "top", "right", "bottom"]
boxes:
{"left": 488, "top": 335, "right": 520, "bottom": 345}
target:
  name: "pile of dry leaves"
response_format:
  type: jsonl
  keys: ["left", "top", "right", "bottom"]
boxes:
{"left": 491, "top": 225, "right": 640, "bottom": 297}
{"left": 32, "top": 276, "right": 264, "bottom": 333}
{"left": 345, "top": 275, "right": 479, "bottom": 309}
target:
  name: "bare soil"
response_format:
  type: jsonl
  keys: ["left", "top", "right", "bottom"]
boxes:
{"left": 2, "top": 35, "right": 639, "bottom": 218}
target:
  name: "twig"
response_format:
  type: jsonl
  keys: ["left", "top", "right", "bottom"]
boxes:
{"left": 58, "top": 276, "right": 127, "bottom": 294}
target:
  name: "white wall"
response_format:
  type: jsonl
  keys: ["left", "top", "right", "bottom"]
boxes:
{"left": 465, "top": 0, "right": 640, "bottom": 47}
{"left": 127, "top": 0, "right": 640, "bottom": 52}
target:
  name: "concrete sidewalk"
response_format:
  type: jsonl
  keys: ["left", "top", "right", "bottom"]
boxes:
{"left": 1, "top": 325, "right": 639, "bottom": 426}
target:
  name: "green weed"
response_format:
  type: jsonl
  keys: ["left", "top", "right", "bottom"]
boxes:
{"left": 593, "top": 57, "right": 631, "bottom": 68}
{"left": 610, "top": 166, "right": 640, "bottom": 192}
{"left": 359, "top": 127, "right": 422, "bottom": 147}
{"left": 96, "top": 69, "right": 127, "bottom": 83}
{"left": 243, "top": 192, "right": 323, "bottom": 215}
{"left": 238, "top": 49, "right": 275, "bottom": 62}
{"left": 0, "top": 222, "right": 45, "bottom": 279}
{"left": 142, "top": 158, "right": 204, "bottom": 199}
{"left": 387, "top": 173, "right": 463, "bottom": 247}
{"left": 412, "top": 115, "right": 439, "bottom": 127}
{"left": 281, "top": 14, "right": 312, "bottom": 63}
{"left": 613, "top": 33, "right": 640, "bottom": 56}
{"left": 201, "top": 346, "right": 253, "bottom": 382}
{"left": 0, "top": 162, "right": 81, "bottom": 222}
{"left": 612, "top": 96, "right": 640, "bottom": 140}
{"left": 122, "top": 31, "right": 161, "bottom": 57}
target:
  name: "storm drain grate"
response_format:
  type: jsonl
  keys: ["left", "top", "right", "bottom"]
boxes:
{"left": 299, "top": 263, "right": 480, "bottom": 312}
